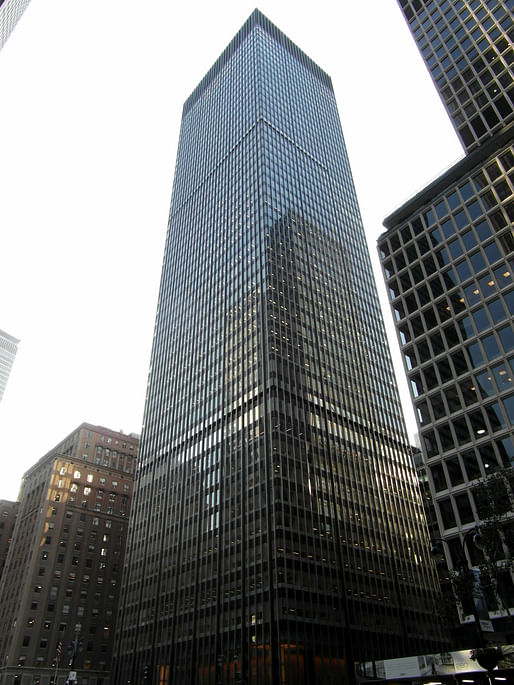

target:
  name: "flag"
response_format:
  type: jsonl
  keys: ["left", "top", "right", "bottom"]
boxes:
{"left": 56, "top": 640, "right": 62, "bottom": 663}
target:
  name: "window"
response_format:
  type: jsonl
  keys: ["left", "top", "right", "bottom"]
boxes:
{"left": 482, "top": 333, "right": 501, "bottom": 360}
{"left": 455, "top": 493, "right": 474, "bottom": 524}
{"left": 423, "top": 431, "right": 438, "bottom": 458}
{"left": 493, "top": 361, "right": 513, "bottom": 390}
{"left": 488, "top": 298, "right": 506, "bottom": 323}
{"left": 498, "top": 325, "right": 514, "bottom": 353}
{"left": 452, "top": 416, "right": 470, "bottom": 445}
{"left": 462, "top": 450, "right": 481, "bottom": 480}
{"left": 468, "top": 343, "right": 486, "bottom": 370}
{"left": 446, "top": 457, "right": 464, "bottom": 485}
{"left": 476, "top": 370, "right": 495, "bottom": 397}
{"left": 439, "top": 499, "right": 457, "bottom": 529}
{"left": 472, "top": 307, "right": 489, "bottom": 332}
{"left": 503, "top": 394, "right": 514, "bottom": 425}
{"left": 486, "top": 402, "right": 505, "bottom": 430}
{"left": 431, "top": 464, "right": 447, "bottom": 491}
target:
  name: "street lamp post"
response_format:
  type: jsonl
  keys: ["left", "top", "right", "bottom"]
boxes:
{"left": 431, "top": 531, "right": 504, "bottom": 681}
{"left": 431, "top": 529, "right": 486, "bottom": 647}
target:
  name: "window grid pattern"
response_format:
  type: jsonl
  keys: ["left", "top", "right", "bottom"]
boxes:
{"left": 398, "top": 0, "right": 513, "bottom": 152}
{"left": 114, "top": 11, "right": 443, "bottom": 685}
{"left": 379, "top": 142, "right": 514, "bottom": 549}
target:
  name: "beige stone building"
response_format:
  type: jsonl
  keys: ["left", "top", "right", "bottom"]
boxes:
{"left": 0, "top": 423, "right": 138, "bottom": 685}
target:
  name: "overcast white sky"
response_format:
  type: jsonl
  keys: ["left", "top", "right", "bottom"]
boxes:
{"left": 0, "top": 0, "right": 463, "bottom": 501}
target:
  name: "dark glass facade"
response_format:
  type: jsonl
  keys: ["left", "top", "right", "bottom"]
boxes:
{"left": 397, "top": 0, "right": 513, "bottom": 152}
{"left": 114, "top": 11, "right": 443, "bottom": 684}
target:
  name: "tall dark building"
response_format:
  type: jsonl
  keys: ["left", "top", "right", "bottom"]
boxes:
{"left": 378, "top": 0, "right": 513, "bottom": 637}
{"left": 0, "top": 424, "right": 138, "bottom": 685}
{"left": 114, "top": 11, "right": 443, "bottom": 684}
{"left": 0, "top": 0, "right": 31, "bottom": 51}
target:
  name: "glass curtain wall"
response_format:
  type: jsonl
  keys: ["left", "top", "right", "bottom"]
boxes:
{"left": 114, "top": 11, "right": 443, "bottom": 685}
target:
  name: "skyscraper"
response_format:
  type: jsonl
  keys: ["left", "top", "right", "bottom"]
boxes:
{"left": 0, "top": 0, "right": 31, "bottom": 51}
{"left": 114, "top": 11, "right": 443, "bottom": 684}
{"left": 378, "top": 0, "right": 513, "bottom": 637}
{"left": 0, "top": 328, "right": 19, "bottom": 403}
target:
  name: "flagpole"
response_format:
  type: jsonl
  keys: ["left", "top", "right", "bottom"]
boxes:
{"left": 54, "top": 629, "right": 64, "bottom": 685}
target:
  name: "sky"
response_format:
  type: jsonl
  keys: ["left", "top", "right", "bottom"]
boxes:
{"left": 0, "top": 0, "right": 464, "bottom": 501}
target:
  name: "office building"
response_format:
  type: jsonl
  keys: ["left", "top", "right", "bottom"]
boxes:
{"left": 0, "top": 328, "right": 19, "bottom": 403}
{"left": 114, "top": 10, "right": 444, "bottom": 684}
{"left": 378, "top": 0, "right": 513, "bottom": 635}
{"left": 0, "top": 423, "right": 138, "bottom": 685}
{"left": 0, "top": 0, "right": 31, "bottom": 51}
{"left": 0, "top": 500, "right": 18, "bottom": 581}
{"left": 397, "top": 0, "right": 512, "bottom": 153}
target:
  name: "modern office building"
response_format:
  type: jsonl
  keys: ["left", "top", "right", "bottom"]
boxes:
{"left": 0, "top": 500, "right": 18, "bottom": 581}
{"left": 0, "top": 423, "right": 138, "bottom": 685}
{"left": 0, "top": 328, "right": 19, "bottom": 403}
{"left": 396, "top": 0, "right": 512, "bottom": 153}
{"left": 378, "top": 0, "right": 513, "bottom": 636}
{"left": 114, "top": 10, "right": 444, "bottom": 685}
{"left": 0, "top": 0, "right": 31, "bottom": 51}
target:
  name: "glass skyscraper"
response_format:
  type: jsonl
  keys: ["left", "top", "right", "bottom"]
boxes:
{"left": 114, "top": 11, "right": 443, "bottom": 684}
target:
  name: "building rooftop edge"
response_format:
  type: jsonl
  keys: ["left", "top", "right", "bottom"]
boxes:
{"left": 21, "top": 422, "right": 140, "bottom": 480}
{"left": 182, "top": 8, "right": 332, "bottom": 116}
{"left": 381, "top": 123, "right": 513, "bottom": 235}
{"left": 0, "top": 329, "right": 20, "bottom": 344}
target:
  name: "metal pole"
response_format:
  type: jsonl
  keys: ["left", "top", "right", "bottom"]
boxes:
{"left": 431, "top": 533, "right": 485, "bottom": 647}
